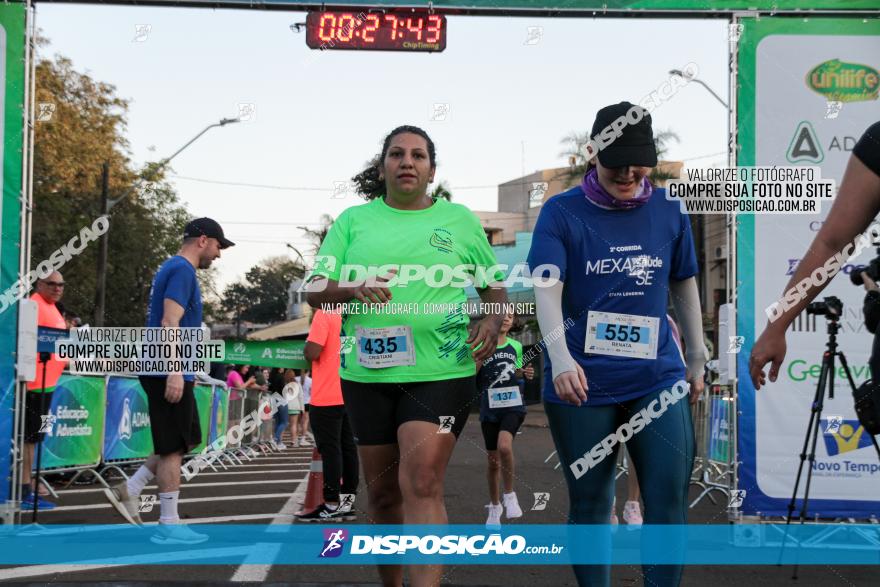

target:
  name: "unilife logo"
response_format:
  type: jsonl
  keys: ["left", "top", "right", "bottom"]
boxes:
{"left": 807, "top": 59, "right": 879, "bottom": 103}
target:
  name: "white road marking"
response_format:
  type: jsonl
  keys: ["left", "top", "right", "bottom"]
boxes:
{"left": 0, "top": 546, "right": 252, "bottom": 581}
{"left": 230, "top": 463, "right": 311, "bottom": 582}
{"left": 42, "top": 492, "right": 299, "bottom": 513}
{"left": 58, "top": 477, "right": 307, "bottom": 495}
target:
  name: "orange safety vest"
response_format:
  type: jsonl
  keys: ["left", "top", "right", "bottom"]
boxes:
{"left": 27, "top": 293, "right": 67, "bottom": 391}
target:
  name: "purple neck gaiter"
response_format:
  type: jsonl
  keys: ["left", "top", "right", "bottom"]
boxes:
{"left": 581, "top": 168, "right": 653, "bottom": 210}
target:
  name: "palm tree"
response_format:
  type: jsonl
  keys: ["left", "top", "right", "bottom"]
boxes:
{"left": 555, "top": 129, "right": 680, "bottom": 187}
{"left": 298, "top": 213, "right": 335, "bottom": 253}
{"left": 431, "top": 180, "right": 452, "bottom": 201}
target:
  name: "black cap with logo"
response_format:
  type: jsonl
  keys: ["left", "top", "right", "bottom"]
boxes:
{"left": 590, "top": 101, "right": 658, "bottom": 169}
{"left": 183, "top": 217, "right": 235, "bottom": 249}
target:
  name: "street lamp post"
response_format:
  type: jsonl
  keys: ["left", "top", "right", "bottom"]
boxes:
{"left": 669, "top": 67, "right": 731, "bottom": 363}
{"left": 285, "top": 243, "right": 307, "bottom": 268}
{"left": 669, "top": 69, "right": 730, "bottom": 110}
{"left": 285, "top": 243, "right": 309, "bottom": 319}
{"left": 93, "top": 117, "right": 240, "bottom": 326}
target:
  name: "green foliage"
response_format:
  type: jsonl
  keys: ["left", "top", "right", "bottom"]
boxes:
{"left": 298, "top": 214, "right": 335, "bottom": 255}
{"left": 221, "top": 256, "right": 305, "bottom": 324}
{"left": 31, "top": 53, "right": 197, "bottom": 326}
{"left": 555, "top": 129, "right": 680, "bottom": 187}
{"left": 431, "top": 181, "right": 452, "bottom": 201}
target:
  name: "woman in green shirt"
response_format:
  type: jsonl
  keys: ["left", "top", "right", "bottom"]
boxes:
{"left": 306, "top": 125, "right": 507, "bottom": 587}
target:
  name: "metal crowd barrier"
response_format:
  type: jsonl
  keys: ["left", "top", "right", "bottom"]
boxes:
{"left": 688, "top": 383, "right": 736, "bottom": 508}
{"left": 184, "top": 386, "right": 289, "bottom": 475}
{"left": 10, "top": 372, "right": 293, "bottom": 523}
{"left": 545, "top": 379, "right": 738, "bottom": 510}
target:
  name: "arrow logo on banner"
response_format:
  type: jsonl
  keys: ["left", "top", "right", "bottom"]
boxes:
{"left": 786, "top": 121, "right": 823, "bottom": 164}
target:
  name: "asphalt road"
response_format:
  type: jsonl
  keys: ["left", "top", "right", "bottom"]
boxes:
{"left": 1, "top": 411, "right": 875, "bottom": 586}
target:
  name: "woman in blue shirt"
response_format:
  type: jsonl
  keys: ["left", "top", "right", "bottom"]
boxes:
{"left": 527, "top": 102, "right": 707, "bottom": 587}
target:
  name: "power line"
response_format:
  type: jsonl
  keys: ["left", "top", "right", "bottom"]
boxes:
{"left": 171, "top": 152, "right": 729, "bottom": 194}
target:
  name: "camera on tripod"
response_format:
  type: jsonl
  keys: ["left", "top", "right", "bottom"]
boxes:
{"left": 805, "top": 295, "right": 843, "bottom": 318}
{"left": 785, "top": 296, "right": 880, "bottom": 530}
{"left": 848, "top": 247, "right": 880, "bottom": 286}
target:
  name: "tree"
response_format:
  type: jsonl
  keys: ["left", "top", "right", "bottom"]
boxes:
{"left": 221, "top": 256, "right": 306, "bottom": 325}
{"left": 298, "top": 214, "right": 335, "bottom": 256}
{"left": 431, "top": 181, "right": 452, "bottom": 201}
{"left": 32, "top": 52, "right": 200, "bottom": 327}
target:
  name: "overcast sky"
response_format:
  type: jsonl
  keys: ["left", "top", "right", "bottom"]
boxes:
{"left": 36, "top": 5, "right": 729, "bottom": 289}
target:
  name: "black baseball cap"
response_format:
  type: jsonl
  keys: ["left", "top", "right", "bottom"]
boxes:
{"left": 183, "top": 217, "right": 235, "bottom": 249}
{"left": 590, "top": 101, "right": 658, "bottom": 168}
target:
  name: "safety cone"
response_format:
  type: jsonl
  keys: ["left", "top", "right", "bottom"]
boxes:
{"left": 298, "top": 447, "right": 324, "bottom": 515}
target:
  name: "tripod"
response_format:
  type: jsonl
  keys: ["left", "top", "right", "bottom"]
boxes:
{"left": 30, "top": 352, "right": 50, "bottom": 524}
{"left": 780, "top": 313, "right": 880, "bottom": 577}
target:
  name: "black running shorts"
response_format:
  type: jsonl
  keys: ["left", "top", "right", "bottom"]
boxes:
{"left": 480, "top": 411, "right": 525, "bottom": 451}
{"left": 341, "top": 376, "right": 478, "bottom": 445}
{"left": 139, "top": 376, "right": 202, "bottom": 456}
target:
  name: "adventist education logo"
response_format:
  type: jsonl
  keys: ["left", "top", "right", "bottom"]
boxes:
{"left": 787, "top": 121, "right": 823, "bottom": 164}
{"left": 119, "top": 398, "right": 133, "bottom": 440}
{"left": 807, "top": 59, "right": 880, "bottom": 103}
{"left": 319, "top": 528, "right": 348, "bottom": 558}
{"left": 822, "top": 420, "right": 873, "bottom": 456}
{"left": 429, "top": 228, "right": 454, "bottom": 254}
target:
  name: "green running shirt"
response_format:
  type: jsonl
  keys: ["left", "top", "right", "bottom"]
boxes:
{"left": 312, "top": 196, "right": 504, "bottom": 383}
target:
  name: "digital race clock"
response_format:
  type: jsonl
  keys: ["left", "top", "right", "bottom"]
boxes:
{"left": 305, "top": 11, "right": 447, "bottom": 52}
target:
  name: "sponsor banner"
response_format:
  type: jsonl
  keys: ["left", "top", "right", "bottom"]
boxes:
{"left": 40, "top": 375, "right": 106, "bottom": 469}
{"left": 0, "top": 524, "right": 878, "bottom": 565}
{"left": 737, "top": 17, "right": 880, "bottom": 516}
{"left": 103, "top": 376, "right": 154, "bottom": 461}
{"left": 189, "top": 384, "right": 214, "bottom": 455}
{"left": 708, "top": 397, "right": 731, "bottom": 463}
{"left": 210, "top": 386, "right": 230, "bottom": 445}
{"left": 220, "top": 340, "right": 308, "bottom": 369}
{"left": 106, "top": 1, "right": 880, "bottom": 11}
{"left": 0, "top": 2, "right": 26, "bottom": 503}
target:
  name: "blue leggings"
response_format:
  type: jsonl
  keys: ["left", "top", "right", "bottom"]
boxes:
{"left": 545, "top": 385, "right": 695, "bottom": 587}
{"left": 273, "top": 404, "right": 289, "bottom": 442}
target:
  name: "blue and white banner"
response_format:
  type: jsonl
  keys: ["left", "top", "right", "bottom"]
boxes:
{"left": 0, "top": 525, "right": 878, "bottom": 565}
{"left": 103, "top": 376, "right": 153, "bottom": 461}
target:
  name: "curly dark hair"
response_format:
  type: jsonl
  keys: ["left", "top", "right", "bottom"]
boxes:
{"left": 352, "top": 125, "right": 437, "bottom": 200}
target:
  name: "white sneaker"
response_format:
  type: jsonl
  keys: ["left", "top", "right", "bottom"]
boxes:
{"left": 293, "top": 438, "right": 300, "bottom": 447}
{"left": 622, "top": 500, "right": 643, "bottom": 528}
{"left": 502, "top": 492, "right": 523, "bottom": 519}
{"left": 299, "top": 437, "right": 311, "bottom": 447}
{"left": 150, "top": 523, "right": 208, "bottom": 545}
{"left": 338, "top": 494, "right": 357, "bottom": 521}
{"left": 276, "top": 442, "right": 287, "bottom": 450}
{"left": 485, "top": 503, "right": 503, "bottom": 529}
{"left": 103, "top": 482, "right": 142, "bottom": 526}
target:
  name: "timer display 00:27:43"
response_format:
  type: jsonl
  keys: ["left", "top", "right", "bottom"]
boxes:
{"left": 305, "top": 11, "right": 447, "bottom": 52}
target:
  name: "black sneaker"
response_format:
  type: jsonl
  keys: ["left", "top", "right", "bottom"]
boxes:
{"left": 296, "top": 503, "right": 343, "bottom": 523}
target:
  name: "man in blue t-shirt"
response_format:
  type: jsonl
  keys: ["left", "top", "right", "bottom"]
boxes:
{"left": 104, "top": 218, "right": 233, "bottom": 545}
